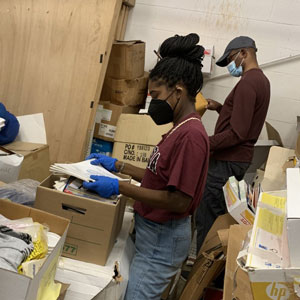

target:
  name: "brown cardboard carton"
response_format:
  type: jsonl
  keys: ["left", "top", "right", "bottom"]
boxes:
{"left": 106, "top": 40, "right": 145, "bottom": 80}
{"left": 179, "top": 214, "right": 236, "bottom": 300}
{"left": 94, "top": 103, "right": 140, "bottom": 142}
{"left": 0, "top": 199, "right": 69, "bottom": 300}
{"left": 223, "top": 225, "right": 253, "bottom": 300}
{"left": 3, "top": 141, "right": 50, "bottom": 182}
{"left": 101, "top": 72, "right": 148, "bottom": 106}
{"left": 34, "top": 175, "right": 126, "bottom": 266}
{"left": 112, "top": 114, "right": 172, "bottom": 168}
{"left": 261, "top": 146, "right": 295, "bottom": 191}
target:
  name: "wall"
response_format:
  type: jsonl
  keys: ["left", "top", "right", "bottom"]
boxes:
{"left": 125, "top": 0, "right": 300, "bottom": 148}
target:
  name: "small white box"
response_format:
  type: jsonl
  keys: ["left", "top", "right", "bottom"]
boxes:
{"left": 223, "top": 177, "right": 255, "bottom": 225}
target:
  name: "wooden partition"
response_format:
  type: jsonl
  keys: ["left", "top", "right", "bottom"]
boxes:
{"left": 0, "top": 0, "right": 122, "bottom": 163}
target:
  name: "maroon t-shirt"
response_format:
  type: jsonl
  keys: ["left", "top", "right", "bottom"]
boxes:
{"left": 134, "top": 112, "right": 210, "bottom": 223}
{"left": 210, "top": 68, "right": 270, "bottom": 162}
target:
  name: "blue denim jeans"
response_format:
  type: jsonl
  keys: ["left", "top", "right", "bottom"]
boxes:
{"left": 124, "top": 213, "right": 191, "bottom": 300}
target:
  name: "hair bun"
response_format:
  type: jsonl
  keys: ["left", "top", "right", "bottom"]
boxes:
{"left": 159, "top": 33, "right": 204, "bottom": 63}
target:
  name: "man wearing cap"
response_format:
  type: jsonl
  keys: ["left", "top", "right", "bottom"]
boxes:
{"left": 196, "top": 36, "right": 270, "bottom": 252}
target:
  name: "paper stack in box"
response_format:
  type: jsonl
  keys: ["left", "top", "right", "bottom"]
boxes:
{"left": 95, "top": 40, "right": 147, "bottom": 144}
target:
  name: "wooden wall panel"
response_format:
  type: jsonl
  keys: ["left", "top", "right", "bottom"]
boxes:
{"left": 0, "top": 0, "right": 122, "bottom": 163}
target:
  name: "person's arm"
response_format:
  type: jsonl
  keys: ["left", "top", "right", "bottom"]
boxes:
{"left": 209, "top": 81, "right": 256, "bottom": 151}
{"left": 115, "top": 161, "right": 146, "bottom": 182}
{"left": 206, "top": 98, "right": 223, "bottom": 114}
{"left": 119, "top": 181, "right": 191, "bottom": 213}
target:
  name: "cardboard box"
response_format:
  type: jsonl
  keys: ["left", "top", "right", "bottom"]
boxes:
{"left": 113, "top": 114, "right": 172, "bottom": 168}
{"left": 101, "top": 72, "right": 148, "bottom": 107}
{"left": 223, "top": 177, "right": 256, "bottom": 225}
{"left": 286, "top": 168, "right": 300, "bottom": 268}
{"left": 180, "top": 214, "right": 236, "bottom": 300}
{"left": 55, "top": 212, "right": 135, "bottom": 300}
{"left": 244, "top": 121, "right": 283, "bottom": 184}
{"left": 239, "top": 190, "right": 300, "bottom": 300}
{"left": 35, "top": 175, "right": 127, "bottom": 265}
{"left": 106, "top": 40, "right": 145, "bottom": 80}
{"left": 223, "top": 225, "right": 253, "bottom": 300}
{"left": 0, "top": 199, "right": 69, "bottom": 300}
{"left": 261, "top": 146, "right": 296, "bottom": 191}
{"left": 2, "top": 141, "right": 50, "bottom": 182}
{"left": 94, "top": 103, "right": 140, "bottom": 142}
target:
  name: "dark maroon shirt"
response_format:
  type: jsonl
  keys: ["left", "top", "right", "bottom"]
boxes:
{"left": 134, "top": 112, "right": 210, "bottom": 223}
{"left": 210, "top": 68, "right": 270, "bottom": 162}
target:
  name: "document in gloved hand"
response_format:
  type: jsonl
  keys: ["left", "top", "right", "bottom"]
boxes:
{"left": 50, "top": 159, "right": 127, "bottom": 182}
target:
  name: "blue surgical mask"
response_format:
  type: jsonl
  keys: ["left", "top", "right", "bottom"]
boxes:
{"left": 227, "top": 52, "right": 244, "bottom": 77}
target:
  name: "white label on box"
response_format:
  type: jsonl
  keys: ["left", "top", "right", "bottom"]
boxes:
{"left": 98, "top": 123, "right": 116, "bottom": 139}
{"left": 95, "top": 105, "right": 112, "bottom": 123}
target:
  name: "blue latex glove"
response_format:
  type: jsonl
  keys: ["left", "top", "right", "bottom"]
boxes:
{"left": 83, "top": 175, "right": 119, "bottom": 198}
{"left": 85, "top": 153, "right": 118, "bottom": 172}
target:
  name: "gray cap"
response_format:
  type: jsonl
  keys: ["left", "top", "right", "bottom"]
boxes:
{"left": 216, "top": 36, "right": 257, "bottom": 67}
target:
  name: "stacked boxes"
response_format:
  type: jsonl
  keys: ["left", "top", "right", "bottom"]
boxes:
{"left": 93, "top": 41, "right": 147, "bottom": 149}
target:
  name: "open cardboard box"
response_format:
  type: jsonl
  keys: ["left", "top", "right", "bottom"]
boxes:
{"left": 0, "top": 199, "right": 69, "bottom": 300}
{"left": 223, "top": 225, "right": 253, "bottom": 300}
{"left": 237, "top": 190, "right": 300, "bottom": 300}
{"left": 223, "top": 177, "right": 256, "bottom": 225}
{"left": 252, "top": 116, "right": 300, "bottom": 192}
{"left": 179, "top": 214, "right": 236, "bottom": 300}
{"left": 4, "top": 141, "right": 50, "bottom": 182}
{"left": 35, "top": 175, "right": 127, "bottom": 266}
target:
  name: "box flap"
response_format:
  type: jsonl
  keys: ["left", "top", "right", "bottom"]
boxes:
{"left": 4, "top": 141, "right": 46, "bottom": 152}
{"left": 199, "top": 213, "right": 236, "bottom": 255}
{"left": 0, "top": 199, "right": 69, "bottom": 236}
{"left": 114, "top": 114, "right": 172, "bottom": 145}
{"left": 261, "top": 146, "right": 295, "bottom": 191}
{"left": 217, "top": 229, "right": 229, "bottom": 255}
{"left": 265, "top": 121, "right": 283, "bottom": 147}
{"left": 223, "top": 225, "right": 253, "bottom": 300}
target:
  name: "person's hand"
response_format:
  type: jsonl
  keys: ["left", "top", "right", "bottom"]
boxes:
{"left": 86, "top": 153, "right": 118, "bottom": 172}
{"left": 206, "top": 99, "right": 222, "bottom": 111}
{"left": 83, "top": 175, "right": 119, "bottom": 198}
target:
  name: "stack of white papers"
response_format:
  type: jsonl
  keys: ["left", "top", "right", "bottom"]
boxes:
{"left": 50, "top": 159, "right": 125, "bottom": 182}
{"left": 0, "top": 117, "right": 5, "bottom": 131}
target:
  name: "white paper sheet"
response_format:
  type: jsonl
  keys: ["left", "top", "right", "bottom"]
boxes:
{"left": 16, "top": 113, "right": 47, "bottom": 144}
{"left": 50, "top": 159, "right": 126, "bottom": 182}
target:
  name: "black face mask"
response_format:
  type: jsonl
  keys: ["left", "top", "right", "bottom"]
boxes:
{"left": 148, "top": 90, "right": 179, "bottom": 125}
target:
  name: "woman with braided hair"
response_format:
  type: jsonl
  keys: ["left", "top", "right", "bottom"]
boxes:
{"left": 84, "top": 33, "right": 209, "bottom": 299}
